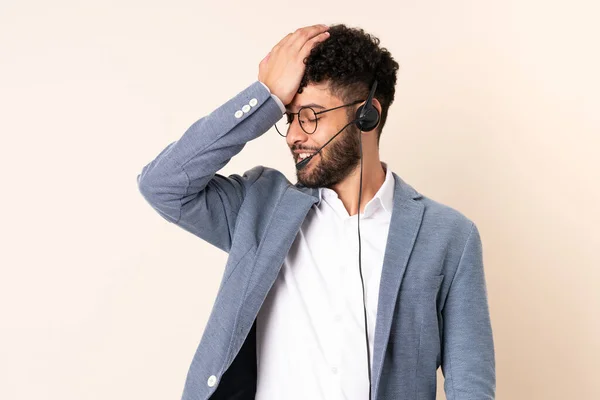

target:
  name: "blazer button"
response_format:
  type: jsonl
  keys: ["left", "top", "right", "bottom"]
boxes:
{"left": 242, "top": 104, "right": 251, "bottom": 113}
{"left": 207, "top": 375, "right": 217, "bottom": 387}
{"left": 234, "top": 110, "right": 243, "bottom": 118}
{"left": 249, "top": 98, "right": 258, "bottom": 107}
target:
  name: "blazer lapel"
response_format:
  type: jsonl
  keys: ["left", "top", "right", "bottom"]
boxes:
{"left": 245, "top": 174, "right": 423, "bottom": 399}
{"left": 371, "top": 172, "right": 424, "bottom": 398}
{"left": 290, "top": 173, "right": 424, "bottom": 399}
{"left": 238, "top": 184, "right": 320, "bottom": 346}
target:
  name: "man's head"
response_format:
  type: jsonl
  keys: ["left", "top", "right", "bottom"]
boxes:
{"left": 283, "top": 24, "right": 399, "bottom": 188}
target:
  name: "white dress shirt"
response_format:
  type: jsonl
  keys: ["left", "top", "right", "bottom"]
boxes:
{"left": 255, "top": 161, "right": 395, "bottom": 400}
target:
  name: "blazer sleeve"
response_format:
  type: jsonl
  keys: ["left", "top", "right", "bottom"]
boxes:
{"left": 441, "top": 221, "right": 496, "bottom": 399}
{"left": 136, "top": 80, "right": 283, "bottom": 253}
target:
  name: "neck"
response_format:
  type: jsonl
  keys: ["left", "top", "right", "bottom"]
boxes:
{"left": 329, "top": 151, "right": 386, "bottom": 216}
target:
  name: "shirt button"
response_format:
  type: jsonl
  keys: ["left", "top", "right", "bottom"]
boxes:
{"left": 234, "top": 110, "right": 243, "bottom": 118}
{"left": 242, "top": 104, "right": 251, "bottom": 113}
{"left": 207, "top": 375, "right": 217, "bottom": 387}
{"left": 334, "top": 314, "right": 342, "bottom": 322}
{"left": 249, "top": 98, "right": 258, "bottom": 107}
{"left": 331, "top": 366, "right": 338, "bottom": 374}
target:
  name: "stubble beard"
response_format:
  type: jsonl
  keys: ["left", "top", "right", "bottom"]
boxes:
{"left": 296, "top": 124, "right": 362, "bottom": 189}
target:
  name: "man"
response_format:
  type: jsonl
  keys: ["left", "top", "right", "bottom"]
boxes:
{"left": 137, "top": 23, "right": 495, "bottom": 400}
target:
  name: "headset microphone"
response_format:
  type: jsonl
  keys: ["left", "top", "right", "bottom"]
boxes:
{"left": 355, "top": 79, "right": 378, "bottom": 400}
{"left": 295, "top": 118, "right": 357, "bottom": 170}
{"left": 356, "top": 79, "right": 379, "bottom": 132}
{"left": 293, "top": 78, "right": 380, "bottom": 399}
{"left": 295, "top": 80, "right": 379, "bottom": 171}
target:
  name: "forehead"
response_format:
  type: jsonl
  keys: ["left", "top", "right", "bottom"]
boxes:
{"left": 286, "top": 82, "right": 340, "bottom": 112}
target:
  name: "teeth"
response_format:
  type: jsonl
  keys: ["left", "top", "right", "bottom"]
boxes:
{"left": 299, "top": 152, "right": 313, "bottom": 160}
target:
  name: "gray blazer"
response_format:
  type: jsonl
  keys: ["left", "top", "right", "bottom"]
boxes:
{"left": 137, "top": 80, "right": 496, "bottom": 400}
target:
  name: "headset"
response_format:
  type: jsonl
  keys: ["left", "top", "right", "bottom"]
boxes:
{"left": 295, "top": 78, "right": 380, "bottom": 399}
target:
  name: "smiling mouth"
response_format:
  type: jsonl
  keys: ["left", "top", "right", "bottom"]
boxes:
{"left": 296, "top": 152, "right": 318, "bottom": 161}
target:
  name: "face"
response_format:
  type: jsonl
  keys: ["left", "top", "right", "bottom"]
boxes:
{"left": 286, "top": 82, "right": 362, "bottom": 189}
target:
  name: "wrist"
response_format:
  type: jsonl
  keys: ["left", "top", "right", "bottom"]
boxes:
{"left": 258, "top": 80, "right": 286, "bottom": 115}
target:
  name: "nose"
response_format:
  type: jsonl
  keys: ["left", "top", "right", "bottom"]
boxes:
{"left": 285, "top": 117, "right": 309, "bottom": 147}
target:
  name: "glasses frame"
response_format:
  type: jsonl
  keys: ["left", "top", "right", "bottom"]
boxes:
{"left": 275, "top": 99, "right": 365, "bottom": 137}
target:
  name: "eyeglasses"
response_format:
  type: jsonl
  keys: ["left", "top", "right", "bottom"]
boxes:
{"left": 275, "top": 99, "right": 365, "bottom": 137}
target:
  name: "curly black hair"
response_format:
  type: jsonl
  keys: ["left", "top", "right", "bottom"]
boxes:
{"left": 298, "top": 24, "right": 400, "bottom": 145}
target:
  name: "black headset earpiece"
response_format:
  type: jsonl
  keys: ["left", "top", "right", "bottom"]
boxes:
{"left": 353, "top": 77, "right": 380, "bottom": 400}
{"left": 355, "top": 79, "right": 380, "bottom": 132}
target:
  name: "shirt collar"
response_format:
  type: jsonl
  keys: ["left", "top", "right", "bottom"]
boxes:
{"left": 316, "top": 161, "right": 394, "bottom": 217}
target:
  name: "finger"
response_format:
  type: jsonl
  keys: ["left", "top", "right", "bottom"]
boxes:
{"left": 259, "top": 52, "right": 270, "bottom": 71}
{"left": 299, "top": 31, "right": 330, "bottom": 57}
{"left": 288, "top": 24, "right": 329, "bottom": 52}
{"left": 289, "top": 24, "right": 328, "bottom": 49}
{"left": 272, "top": 32, "right": 294, "bottom": 53}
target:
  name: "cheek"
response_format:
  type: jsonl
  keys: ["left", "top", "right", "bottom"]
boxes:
{"left": 325, "top": 116, "right": 352, "bottom": 135}
{"left": 314, "top": 119, "right": 338, "bottom": 139}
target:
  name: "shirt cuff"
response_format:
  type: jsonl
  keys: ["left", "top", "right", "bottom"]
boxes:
{"left": 259, "top": 81, "right": 286, "bottom": 115}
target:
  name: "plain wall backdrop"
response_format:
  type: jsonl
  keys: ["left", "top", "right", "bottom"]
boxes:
{"left": 1, "top": 0, "right": 598, "bottom": 399}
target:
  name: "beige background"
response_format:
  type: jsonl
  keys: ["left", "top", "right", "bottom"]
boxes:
{"left": 1, "top": 0, "right": 598, "bottom": 399}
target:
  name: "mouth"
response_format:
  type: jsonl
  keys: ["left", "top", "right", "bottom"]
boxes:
{"left": 295, "top": 151, "right": 318, "bottom": 162}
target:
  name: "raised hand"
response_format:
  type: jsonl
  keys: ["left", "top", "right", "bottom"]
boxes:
{"left": 258, "top": 24, "right": 330, "bottom": 106}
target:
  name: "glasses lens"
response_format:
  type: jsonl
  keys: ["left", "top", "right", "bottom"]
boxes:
{"left": 298, "top": 107, "right": 317, "bottom": 134}
{"left": 275, "top": 113, "right": 293, "bottom": 137}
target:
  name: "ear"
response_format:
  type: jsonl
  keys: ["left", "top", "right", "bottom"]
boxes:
{"left": 369, "top": 97, "right": 383, "bottom": 134}
{"left": 371, "top": 97, "right": 382, "bottom": 118}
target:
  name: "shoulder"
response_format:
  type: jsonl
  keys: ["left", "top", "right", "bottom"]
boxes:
{"left": 398, "top": 174, "right": 477, "bottom": 242}
{"left": 241, "top": 165, "right": 291, "bottom": 192}
{"left": 420, "top": 194, "right": 474, "bottom": 229}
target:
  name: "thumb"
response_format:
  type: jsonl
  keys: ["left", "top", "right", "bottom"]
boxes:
{"left": 261, "top": 52, "right": 271, "bottom": 64}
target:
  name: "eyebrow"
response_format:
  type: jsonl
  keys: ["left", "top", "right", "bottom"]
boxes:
{"left": 285, "top": 103, "right": 326, "bottom": 112}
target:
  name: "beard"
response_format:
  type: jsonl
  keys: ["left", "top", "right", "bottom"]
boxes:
{"left": 295, "top": 123, "right": 362, "bottom": 189}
